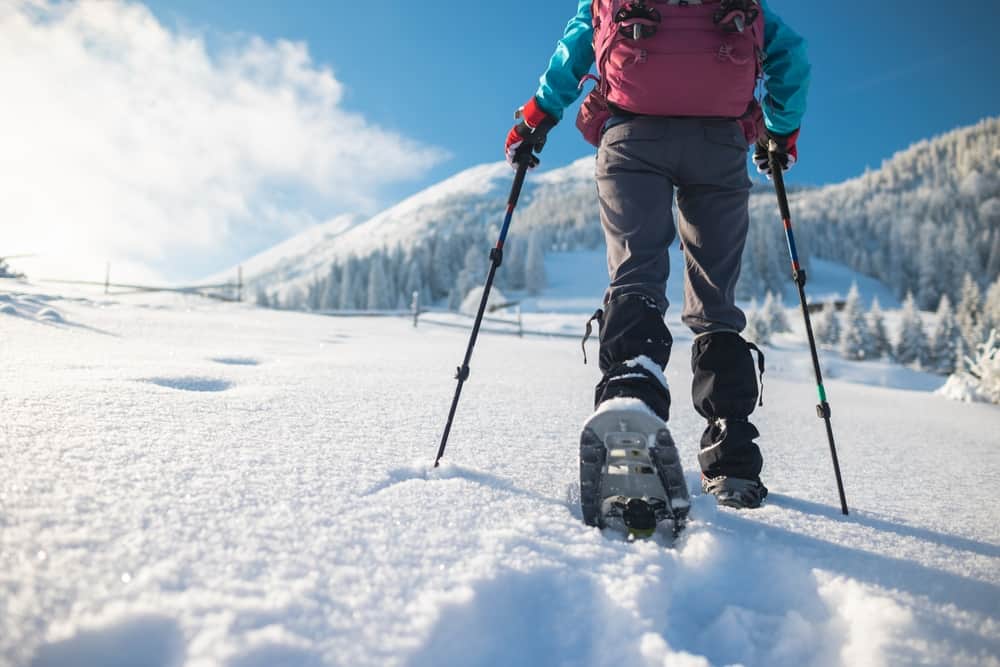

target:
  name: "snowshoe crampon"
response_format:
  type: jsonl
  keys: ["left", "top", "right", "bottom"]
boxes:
{"left": 580, "top": 407, "right": 690, "bottom": 540}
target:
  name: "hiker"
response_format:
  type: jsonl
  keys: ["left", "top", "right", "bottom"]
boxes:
{"left": 505, "top": 0, "right": 810, "bottom": 509}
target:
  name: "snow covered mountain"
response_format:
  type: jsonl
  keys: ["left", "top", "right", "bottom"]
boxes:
{"left": 221, "top": 213, "right": 362, "bottom": 289}
{"left": 231, "top": 117, "right": 998, "bottom": 312}
{"left": 231, "top": 157, "right": 601, "bottom": 310}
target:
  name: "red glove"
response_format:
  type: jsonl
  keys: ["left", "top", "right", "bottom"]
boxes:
{"left": 504, "top": 97, "right": 557, "bottom": 168}
{"left": 754, "top": 129, "right": 799, "bottom": 178}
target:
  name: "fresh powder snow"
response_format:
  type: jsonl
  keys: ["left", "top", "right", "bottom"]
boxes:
{"left": 2, "top": 277, "right": 999, "bottom": 667}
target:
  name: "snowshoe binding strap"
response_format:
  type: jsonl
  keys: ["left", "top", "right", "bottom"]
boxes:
{"left": 581, "top": 308, "right": 604, "bottom": 364}
{"left": 746, "top": 341, "right": 766, "bottom": 407}
{"left": 702, "top": 475, "right": 768, "bottom": 509}
{"left": 614, "top": 2, "right": 661, "bottom": 41}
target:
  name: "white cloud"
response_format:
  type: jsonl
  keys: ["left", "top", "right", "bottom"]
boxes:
{"left": 0, "top": 0, "right": 447, "bottom": 283}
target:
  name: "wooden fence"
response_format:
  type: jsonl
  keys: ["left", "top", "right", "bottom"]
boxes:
{"left": 41, "top": 265, "right": 244, "bottom": 302}
{"left": 313, "top": 292, "right": 581, "bottom": 341}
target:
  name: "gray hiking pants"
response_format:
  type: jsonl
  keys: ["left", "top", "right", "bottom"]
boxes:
{"left": 597, "top": 116, "right": 752, "bottom": 334}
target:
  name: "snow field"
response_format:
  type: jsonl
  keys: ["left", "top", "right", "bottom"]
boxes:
{"left": 2, "top": 282, "right": 999, "bottom": 666}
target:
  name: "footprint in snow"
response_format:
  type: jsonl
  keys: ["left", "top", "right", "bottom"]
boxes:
{"left": 143, "top": 377, "right": 233, "bottom": 392}
{"left": 30, "top": 613, "right": 184, "bottom": 667}
{"left": 36, "top": 307, "right": 64, "bottom": 323}
{"left": 364, "top": 463, "right": 568, "bottom": 513}
{"left": 210, "top": 356, "right": 261, "bottom": 366}
{"left": 364, "top": 462, "right": 520, "bottom": 496}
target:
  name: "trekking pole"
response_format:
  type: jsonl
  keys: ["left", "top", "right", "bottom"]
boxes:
{"left": 769, "top": 145, "right": 849, "bottom": 515}
{"left": 433, "top": 148, "right": 535, "bottom": 468}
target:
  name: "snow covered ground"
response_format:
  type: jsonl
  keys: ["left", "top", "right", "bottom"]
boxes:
{"left": 2, "top": 279, "right": 999, "bottom": 667}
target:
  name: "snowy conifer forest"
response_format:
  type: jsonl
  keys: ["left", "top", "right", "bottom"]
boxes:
{"left": 787, "top": 117, "right": 1000, "bottom": 310}
{"left": 232, "top": 117, "right": 1000, "bottom": 398}
{"left": 243, "top": 118, "right": 998, "bottom": 325}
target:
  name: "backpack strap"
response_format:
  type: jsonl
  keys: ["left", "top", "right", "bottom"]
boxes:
{"left": 588, "top": 0, "right": 623, "bottom": 99}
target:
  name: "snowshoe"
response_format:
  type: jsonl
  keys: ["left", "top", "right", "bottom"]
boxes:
{"left": 580, "top": 401, "right": 690, "bottom": 539}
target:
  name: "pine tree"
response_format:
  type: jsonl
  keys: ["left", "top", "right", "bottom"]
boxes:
{"left": 339, "top": 258, "right": 357, "bottom": 310}
{"left": 447, "top": 287, "right": 461, "bottom": 311}
{"left": 916, "top": 226, "right": 940, "bottom": 309}
{"left": 743, "top": 299, "right": 771, "bottom": 346}
{"left": 306, "top": 278, "right": 323, "bottom": 311}
{"left": 387, "top": 246, "right": 404, "bottom": 303}
{"left": 403, "top": 259, "right": 424, "bottom": 308}
{"left": 525, "top": 227, "right": 546, "bottom": 295}
{"left": 867, "top": 297, "right": 890, "bottom": 359}
{"left": 983, "top": 275, "right": 1000, "bottom": 332}
{"left": 929, "top": 294, "right": 960, "bottom": 374}
{"left": 453, "top": 245, "right": 485, "bottom": 307}
{"left": 762, "top": 290, "right": 790, "bottom": 333}
{"left": 955, "top": 272, "right": 984, "bottom": 352}
{"left": 963, "top": 329, "right": 1000, "bottom": 404}
{"left": 284, "top": 286, "right": 305, "bottom": 311}
{"left": 0, "top": 258, "right": 24, "bottom": 279}
{"left": 839, "top": 283, "right": 871, "bottom": 360}
{"left": 954, "top": 338, "right": 966, "bottom": 375}
{"left": 321, "top": 265, "right": 340, "bottom": 310}
{"left": 984, "top": 235, "right": 1000, "bottom": 292}
{"left": 895, "top": 292, "right": 928, "bottom": 367}
{"left": 255, "top": 286, "right": 270, "bottom": 308}
{"left": 428, "top": 238, "right": 453, "bottom": 300}
{"left": 814, "top": 302, "right": 841, "bottom": 346}
{"left": 367, "top": 256, "right": 390, "bottom": 310}
{"left": 949, "top": 223, "right": 977, "bottom": 303}
{"left": 410, "top": 243, "right": 434, "bottom": 305}
{"left": 503, "top": 236, "right": 527, "bottom": 290}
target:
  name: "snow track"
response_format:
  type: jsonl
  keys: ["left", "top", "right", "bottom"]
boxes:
{"left": 1, "top": 283, "right": 998, "bottom": 666}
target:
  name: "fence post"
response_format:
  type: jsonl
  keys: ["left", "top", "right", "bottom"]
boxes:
{"left": 516, "top": 304, "right": 523, "bottom": 338}
{"left": 104, "top": 262, "right": 110, "bottom": 294}
{"left": 411, "top": 291, "right": 420, "bottom": 328}
{"left": 237, "top": 266, "right": 243, "bottom": 302}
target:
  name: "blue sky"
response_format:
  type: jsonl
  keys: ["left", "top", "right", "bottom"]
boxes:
{"left": 5, "top": 1, "right": 997, "bottom": 282}
{"left": 145, "top": 0, "right": 999, "bottom": 198}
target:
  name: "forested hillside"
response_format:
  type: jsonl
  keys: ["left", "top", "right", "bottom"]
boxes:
{"left": 243, "top": 117, "right": 999, "bottom": 313}
{"left": 790, "top": 117, "right": 1000, "bottom": 309}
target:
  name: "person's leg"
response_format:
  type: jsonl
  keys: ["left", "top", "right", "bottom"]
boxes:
{"left": 675, "top": 119, "right": 751, "bottom": 335}
{"left": 593, "top": 117, "right": 678, "bottom": 421}
{"left": 674, "top": 119, "right": 767, "bottom": 506}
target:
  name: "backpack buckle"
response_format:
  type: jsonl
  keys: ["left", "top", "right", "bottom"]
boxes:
{"left": 713, "top": 0, "right": 760, "bottom": 33}
{"left": 614, "top": 2, "right": 661, "bottom": 40}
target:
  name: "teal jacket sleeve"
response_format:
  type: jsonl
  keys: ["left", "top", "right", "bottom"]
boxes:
{"left": 533, "top": 0, "right": 595, "bottom": 120}
{"left": 760, "top": 1, "right": 811, "bottom": 135}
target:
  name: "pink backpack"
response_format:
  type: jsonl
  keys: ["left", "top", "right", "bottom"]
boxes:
{"left": 577, "top": 0, "right": 765, "bottom": 147}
